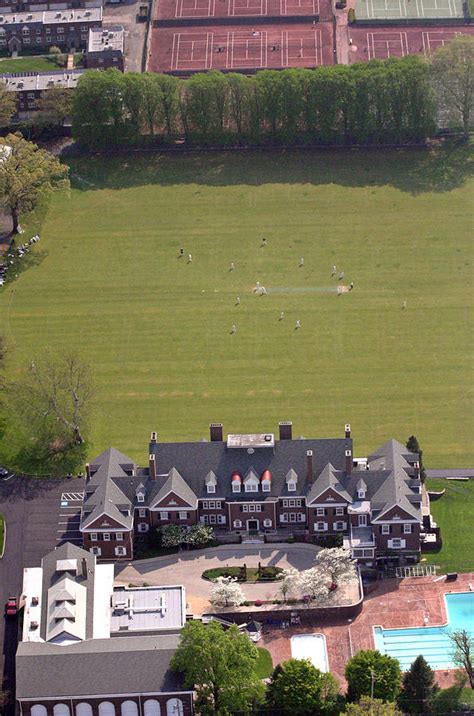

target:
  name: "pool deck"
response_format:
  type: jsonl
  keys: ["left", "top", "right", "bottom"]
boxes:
{"left": 261, "top": 572, "right": 473, "bottom": 690}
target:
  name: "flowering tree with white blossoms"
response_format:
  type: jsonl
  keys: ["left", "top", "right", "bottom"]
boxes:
{"left": 299, "top": 567, "right": 329, "bottom": 602}
{"left": 315, "top": 547, "right": 357, "bottom": 587}
{"left": 278, "top": 567, "right": 303, "bottom": 602}
{"left": 209, "top": 576, "right": 246, "bottom": 607}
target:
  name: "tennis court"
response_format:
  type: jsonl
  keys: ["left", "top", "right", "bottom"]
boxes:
{"left": 349, "top": 26, "right": 474, "bottom": 61}
{"left": 155, "top": 0, "right": 326, "bottom": 20}
{"left": 149, "top": 23, "right": 333, "bottom": 72}
{"left": 355, "top": 0, "right": 463, "bottom": 20}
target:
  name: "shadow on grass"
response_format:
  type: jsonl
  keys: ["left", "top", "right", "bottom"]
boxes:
{"left": 66, "top": 143, "right": 474, "bottom": 196}
{"left": 0, "top": 248, "right": 48, "bottom": 288}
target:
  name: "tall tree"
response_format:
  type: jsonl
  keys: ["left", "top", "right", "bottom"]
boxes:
{"left": 343, "top": 696, "right": 403, "bottom": 715}
{"left": 450, "top": 630, "right": 474, "bottom": 688}
{"left": 398, "top": 655, "right": 438, "bottom": 714}
{"left": 266, "top": 658, "right": 340, "bottom": 715}
{"left": 171, "top": 621, "right": 264, "bottom": 714}
{"left": 430, "top": 35, "right": 474, "bottom": 139}
{"left": 345, "top": 650, "right": 402, "bottom": 703}
{"left": 0, "top": 132, "right": 69, "bottom": 233}
{"left": 315, "top": 547, "right": 357, "bottom": 587}
{"left": 406, "top": 435, "right": 426, "bottom": 481}
{"left": 209, "top": 576, "right": 245, "bottom": 607}
{"left": 37, "top": 87, "right": 73, "bottom": 127}
{"left": 0, "top": 82, "right": 17, "bottom": 127}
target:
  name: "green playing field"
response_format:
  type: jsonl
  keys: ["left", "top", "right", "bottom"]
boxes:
{"left": 0, "top": 146, "right": 472, "bottom": 467}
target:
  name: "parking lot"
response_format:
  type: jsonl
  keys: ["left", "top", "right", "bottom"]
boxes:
{"left": 103, "top": 0, "right": 148, "bottom": 72}
{"left": 57, "top": 490, "right": 84, "bottom": 546}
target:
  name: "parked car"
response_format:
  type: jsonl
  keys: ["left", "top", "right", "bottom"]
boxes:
{"left": 0, "top": 466, "right": 13, "bottom": 479}
{"left": 4, "top": 597, "right": 18, "bottom": 618}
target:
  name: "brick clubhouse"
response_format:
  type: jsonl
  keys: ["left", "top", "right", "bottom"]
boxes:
{"left": 79, "top": 422, "right": 432, "bottom": 566}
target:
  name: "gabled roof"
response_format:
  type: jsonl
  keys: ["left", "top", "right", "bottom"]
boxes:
{"left": 80, "top": 447, "right": 134, "bottom": 531}
{"left": 356, "top": 477, "right": 367, "bottom": 492}
{"left": 88, "top": 447, "right": 136, "bottom": 485}
{"left": 285, "top": 469, "right": 298, "bottom": 484}
{"left": 307, "top": 463, "right": 353, "bottom": 504}
{"left": 149, "top": 467, "right": 198, "bottom": 509}
{"left": 365, "top": 439, "right": 421, "bottom": 521}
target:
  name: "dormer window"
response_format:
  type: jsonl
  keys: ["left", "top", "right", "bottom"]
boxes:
{"left": 245, "top": 483, "right": 258, "bottom": 493}
{"left": 357, "top": 490, "right": 365, "bottom": 499}
{"left": 262, "top": 482, "right": 271, "bottom": 492}
{"left": 232, "top": 472, "right": 242, "bottom": 493}
{"left": 261, "top": 470, "right": 271, "bottom": 493}
{"left": 232, "top": 482, "right": 241, "bottom": 493}
{"left": 137, "top": 493, "right": 145, "bottom": 503}
{"left": 207, "top": 483, "right": 216, "bottom": 494}
{"left": 287, "top": 482, "right": 296, "bottom": 492}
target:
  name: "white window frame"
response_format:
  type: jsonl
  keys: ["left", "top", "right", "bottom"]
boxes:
{"left": 103, "top": 533, "right": 110, "bottom": 541}
{"left": 391, "top": 538, "right": 402, "bottom": 548}
{"left": 280, "top": 513, "right": 288, "bottom": 523}
{"left": 335, "top": 521, "right": 345, "bottom": 531}
{"left": 298, "top": 513, "right": 306, "bottom": 523}
{"left": 249, "top": 504, "right": 256, "bottom": 513}
{"left": 232, "top": 483, "right": 241, "bottom": 493}
{"left": 282, "top": 499, "right": 289, "bottom": 507}
{"left": 403, "top": 524, "right": 412, "bottom": 534}
{"left": 287, "top": 482, "right": 296, "bottom": 492}
{"left": 316, "top": 507, "right": 325, "bottom": 517}
{"left": 289, "top": 513, "right": 296, "bottom": 523}
{"left": 262, "top": 482, "right": 271, "bottom": 492}
{"left": 233, "top": 520, "right": 242, "bottom": 529}
{"left": 208, "top": 501, "right": 216, "bottom": 509}
{"left": 159, "top": 511, "right": 169, "bottom": 520}
{"left": 209, "top": 514, "right": 216, "bottom": 524}
{"left": 245, "top": 483, "right": 258, "bottom": 493}
{"left": 358, "top": 514, "right": 368, "bottom": 527}
{"left": 243, "top": 505, "right": 249, "bottom": 512}
{"left": 201, "top": 515, "right": 209, "bottom": 525}
{"left": 137, "top": 493, "right": 145, "bottom": 503}
{"left": 138, "top": 523, "right": 148, "bottom": 533}
{"left": 315, "top": 522, "right": 327, "bottom": 532}
{"left": 115, "top": 546, "right": 126, "bottom": 556}
{"left": 202, "top": 501, "right": 209, "bottom": 509}
{"left": 116, "top": 532, "right": 123, "bottom": 541}
{"left": 90, "top": 532, "right": 98, "bottom": 541}
{"left": 335, "top": 507, "right": 344, "bottom": 516}
{"left": 138, "top": 508, "right": 147, "bottom": 517}
{"left": 217, "top": 514, "right": 226, "bottom": 524}
{"left": 207, "top": 484, "right": 216, "bottom": 493}
{"left": 382, "top": 525, "right": 390, "bottom": 535}
{"left": 357, "top": 490, "right": 366, "bottom": 499}
{"left": 90, "top": 547, "right": 101, "bottom": 556}
{"left": 263, "top": 519, "right": 272, "bottom": 528}
{"left": 178, "top": 511, "right": 188, "bottom": 520}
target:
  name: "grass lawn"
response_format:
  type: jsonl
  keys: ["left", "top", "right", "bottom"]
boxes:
{"left": 0, "top": 513, "right": 4, "bottom": 555}
{"left": 0, "top": 54, "right": 82, "bottom": 73}
{"left": 423, "top": 479, "right": 474, "bottom": 573}
{"left": 255, "top": 647, "right": 273, "bottom": 679}
{"left": 0, "top": 146, "right": 473, "bottom": 469}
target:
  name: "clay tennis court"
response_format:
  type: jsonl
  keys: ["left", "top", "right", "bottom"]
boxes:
{"left": 149, "top": 22, "right": 334, "bottom": 72}
{"left": 349, "top": 26, "right": 474, "bottom": 62}
{"left": 155, "top": 0, "right": 334, "bottom": 22}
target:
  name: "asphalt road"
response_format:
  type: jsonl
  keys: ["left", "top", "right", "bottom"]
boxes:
{"left": 0, "top": 475, "right": 85, "bottom": 713}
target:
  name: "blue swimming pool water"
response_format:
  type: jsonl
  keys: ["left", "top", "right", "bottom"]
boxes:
{"left": 374, "top": 592, "right": 474, "bottom": 670}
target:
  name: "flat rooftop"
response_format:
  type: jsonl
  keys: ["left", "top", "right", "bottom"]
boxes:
{"left": 0, "top": 7, "right": 102, "bottom": 25}
{"left": 227, "top": 433, "right": 275, "bottom": 449}
{"left": 110, "top": 586, "right": 186, "bottom": 633}
{"left": 88, "top": 25, "right": 124, "bottom": 53}
{"left": 0, "top": 70, "right": 85, "bottom": 92}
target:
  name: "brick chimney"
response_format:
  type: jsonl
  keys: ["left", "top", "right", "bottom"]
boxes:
{"left": 345, "top": 423, "right": 351, "bottom": 439}
{"left": 306, "top": 450, "right": 313, "bottom": 483}
{"left": 210, "top": 423, "right": 223, "bottom": 442}
{"left": 150, "top": 431, "right": 157, "bottom": 444}
{"left": 149, "top": 453, "right": 157, "bottom": 481}
{"left": 345, "top": 448, "right": 353, "bottom": 475}
{"left": 279, "top": 421, "right": 293, "bottom": 441}
{"left": 85, "top": 463, "right": 91, "bottom": 483}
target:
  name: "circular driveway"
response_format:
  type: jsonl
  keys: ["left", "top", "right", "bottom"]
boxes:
{"left": 115, "top": 543, "right": 329, "bottom": 613}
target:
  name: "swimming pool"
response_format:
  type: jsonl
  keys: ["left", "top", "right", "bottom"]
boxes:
{"left": 291, "top": 633, "right": 329, "bottom": 672}
{"left": 374, "top": 592, "right": 474, "bottom": 670}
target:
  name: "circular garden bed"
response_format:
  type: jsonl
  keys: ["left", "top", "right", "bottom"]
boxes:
{"left": 202, "top": 565, "right": 283, "bottom": 583}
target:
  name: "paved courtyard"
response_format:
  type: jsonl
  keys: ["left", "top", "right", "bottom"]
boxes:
{"left": 115, "top": 543, "right": 360, "bottom": 613}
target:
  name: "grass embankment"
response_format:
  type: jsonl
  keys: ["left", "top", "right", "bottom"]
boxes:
{"left": 0, "top": 513, "right": 4, "bottom": 555}
{"left": 424, "top": 479, "right": 474, "bottom": 573}
{"left": 0, "top": 146, "right": 472, "bottom": 470}
{"left": 255, "top": 647, "right": 273, "bottom": 679}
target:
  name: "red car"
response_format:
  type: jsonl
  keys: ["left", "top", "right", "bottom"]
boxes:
{"left": 4, "top": 597, "right": 18, "bottom": 618}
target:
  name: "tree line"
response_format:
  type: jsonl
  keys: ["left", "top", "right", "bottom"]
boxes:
{"left": 72, "top": 56, "right": 437, "bottom": 148}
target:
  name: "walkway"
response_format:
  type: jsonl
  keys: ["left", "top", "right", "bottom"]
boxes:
{"left": 115, "top": 543, "right": 359, "bottom": 614}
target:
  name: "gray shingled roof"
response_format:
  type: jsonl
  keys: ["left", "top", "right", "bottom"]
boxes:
{"left": 149, "top": 467, "right": 199, "bottom": 509}
{"left": 16, "top": 634, "right": 186, "bottom": 700}
{"left": 40, "top": 543, "right": 96, "bottom": 642}
{"left": 306, "top": 463, "right": 353, "bottom": 504}
{"left": 81, "top": 448, "right": 134, "bottom": 530}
